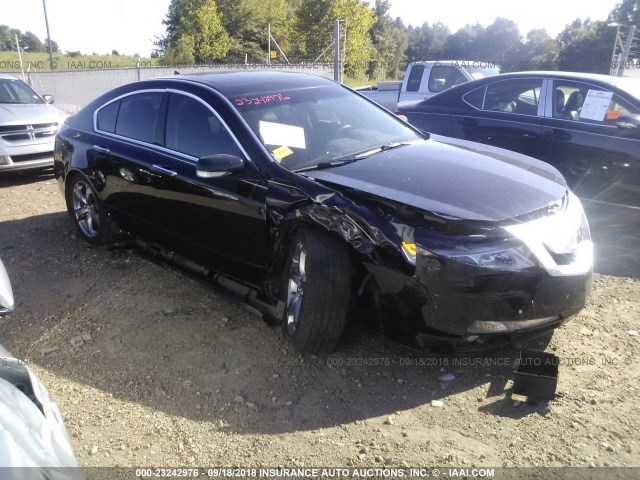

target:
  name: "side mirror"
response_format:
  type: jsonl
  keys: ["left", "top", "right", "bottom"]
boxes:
{"left": 616, "top": 114, "right": 640, "bottom": 138}
{"left": 196, "top": 154, "right": 244, "bottom": 179}
{"left": 617, "top": 114, "right": 640, "bottom": 129}
{"left": 42, "top": 94, "right": 54, "bottom": 104}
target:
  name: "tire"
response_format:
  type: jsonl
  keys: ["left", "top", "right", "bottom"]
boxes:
{"left": 65, "top": 174, "right": 120, "bottom": 245}
{"left": 282, "top": 229, "right": 352, "bottom": 354}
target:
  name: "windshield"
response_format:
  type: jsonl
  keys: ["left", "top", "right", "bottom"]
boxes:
{"left": 0, "top": 78, "right": 45, "bottom": 105}
{"left": 231, "top": 84, "right": 422, "bottom": 171}
{"left": 462, "top": 63, "right": 501, "bottom": 79}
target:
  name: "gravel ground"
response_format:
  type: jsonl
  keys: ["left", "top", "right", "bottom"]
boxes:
{"left": 0, "top": 172, "right": 639, "bottom": 475}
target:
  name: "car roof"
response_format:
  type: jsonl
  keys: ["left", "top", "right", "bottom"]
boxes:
{"left": 0, "top": 73, "right": 19, "bottom": 80}
{"left": 163, "top": 71, "right": 336, "bottom": 97}
{"left": 475, "top": 70, "right": 629, "bottom": 86}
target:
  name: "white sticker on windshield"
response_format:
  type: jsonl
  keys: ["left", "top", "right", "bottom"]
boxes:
{"left": 579, "top": 90, "right": 614, "bottom": 121}
{"left": 259, "top": 121, "right": 306, "bottom": 149}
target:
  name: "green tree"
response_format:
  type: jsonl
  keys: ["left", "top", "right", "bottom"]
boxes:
{"left": 502, "top": 28, "right": 559, "bottom": 72}
{"left": 160, "top": 35, "right": 196, "bottom": 65}
{"left": 20, "top": 31, "right": 45, "bottom": 52}
{"left": 159, "top": 0, "right": 230, "bottom": 64}
{"left": 369, "top": 0, "right": 408, "bottom": 79}
{"left": 406, "top": 22, "right": 450, "bottom": 62}
{"left": 557, "top": 19, "right": 616, "bottom": 73}
{"left": 443, "top": 23, "right": 485, "bottom": 60}
{"left": 608, "top": 0, "right": 640, "bottom": 26}
{"left": 44, "top": 38, "right": 60, "bottom": 53}
{"left": 476, "top": 18, "right": 521, "bottom": 65}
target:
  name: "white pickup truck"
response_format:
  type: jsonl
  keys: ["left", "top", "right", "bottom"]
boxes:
{"left": 357, "top": 60, "right": 501, "bottom": 111}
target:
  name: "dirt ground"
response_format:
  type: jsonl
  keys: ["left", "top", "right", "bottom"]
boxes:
{"left": 0, "top": 172, "right": 639, "bottom": 474}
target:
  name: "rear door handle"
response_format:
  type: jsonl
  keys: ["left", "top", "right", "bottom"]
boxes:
{"left": 457, "top": 118, "right": 478, "bottom": 127}
{"left": 93, "top": 145, "right": 110, "bottom": 154}
{"left": 549, "top": 129, "right": 571, "bottom": 141}
{"left": 151, "top": 164, "right": 177, "bottom": 177}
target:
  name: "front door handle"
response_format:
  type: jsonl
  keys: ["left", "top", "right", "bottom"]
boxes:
{"left": 549, "top": 129, "right": 571, "bottom": 141}
{"left": 151, "top": 164, "right": 177, "bottom": 177}
{"left": 457, "top": 117, "right": 478, "bottom": 127}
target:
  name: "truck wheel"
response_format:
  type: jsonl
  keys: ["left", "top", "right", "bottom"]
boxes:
{"left": 283, "top": 229, "right": 351, "bottom": 354}
{"left": 66, "top": 174, "right": 119, "bottom": 246}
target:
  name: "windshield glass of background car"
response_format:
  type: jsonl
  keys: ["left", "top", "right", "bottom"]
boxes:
{"left": 232, "top": 85, "right": 421, "bottom": 171}
{"left": 0, "top": 79, "right": 45, "bottom": 104}
{"left": 464, "top": 64, "right": 501, "bottom": 79}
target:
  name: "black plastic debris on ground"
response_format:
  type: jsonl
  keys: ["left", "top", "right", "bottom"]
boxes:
{"left": 512, "top": 349, "right": 559, "bottom": 401}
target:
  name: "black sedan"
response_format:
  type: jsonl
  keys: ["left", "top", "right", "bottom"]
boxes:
{"left": 54, "top": 72, "right": 592, "bottom": 353}
{"left": 398, "top": 71, "right": 640, "bottom": 210}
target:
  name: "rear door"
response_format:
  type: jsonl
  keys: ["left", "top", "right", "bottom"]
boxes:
{"left": 450, "top": 77, "right": 546, "bottom": 158}
{"left": 541, "top": 79, "right": 640, "bottom": 208}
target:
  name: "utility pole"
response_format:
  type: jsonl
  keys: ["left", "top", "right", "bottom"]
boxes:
{"left": 334, "top": 19, "right": 341, "bottom": 83}
{"left": 267, "top": 23, "right": 271, "bottom": 65}
{"left": 42, "top": 0, "right": 55, "bottom": 70}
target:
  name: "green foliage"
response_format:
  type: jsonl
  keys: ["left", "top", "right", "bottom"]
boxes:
{"left": 159, "top": 0, "right": 230, "bottom": 64}
{"left": 368, "top": 0, "right": 408, "bottom": 79}
{"left": 608, "top": 0, "right": 640, "bottom": 26}
{"left": 557, "top": 19, "right": 617, "bottom": 74}
{"left": 502, "top": 28, "right": 559, "bottom": 72}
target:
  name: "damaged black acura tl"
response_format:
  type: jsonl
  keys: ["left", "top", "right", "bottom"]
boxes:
{"left": 54, "top": 72, "right": 592, "bottom": 353}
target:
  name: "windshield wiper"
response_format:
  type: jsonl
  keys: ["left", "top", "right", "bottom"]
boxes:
{"left": 294, "top": 158, "right": 361, "bottom": 173}
{"left": 355, "top": 141, "right": 412, "bottom": 159}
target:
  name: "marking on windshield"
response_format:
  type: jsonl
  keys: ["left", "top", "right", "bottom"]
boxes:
{"left": 234, "top": 93, "right": 291, "bottom": 107}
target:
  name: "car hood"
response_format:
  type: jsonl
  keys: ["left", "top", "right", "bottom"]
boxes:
{"left": 303, "top": 136, "right": 567, "bottom": 222}
{"left": 0, "top": 103, "right": 66, "bottom": 125}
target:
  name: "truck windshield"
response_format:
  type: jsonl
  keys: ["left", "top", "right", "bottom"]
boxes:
{"left": 231, "top": 84, "right": 422, "bottom": 171}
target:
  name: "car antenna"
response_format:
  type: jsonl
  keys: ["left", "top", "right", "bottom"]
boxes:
{"left": 174, "top": 70, "right": 181, "bottom": 75}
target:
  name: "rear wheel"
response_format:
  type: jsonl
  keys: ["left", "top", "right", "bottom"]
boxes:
{"left": 283, "top": 229, "right": 352, "bottom": 354}
{"left": 66, "top": 175, "right": 119, "bottom": 245}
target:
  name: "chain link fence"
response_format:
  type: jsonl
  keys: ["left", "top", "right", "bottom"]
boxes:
{"left": 21, "top": 63, "right": 335, "bottom": 115}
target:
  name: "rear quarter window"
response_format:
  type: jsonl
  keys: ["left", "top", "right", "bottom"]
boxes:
{"left": 463, "top": 87, "right": 485, "bottom": 109}
{"left": 406, "top": 65, "right": 425, "bottom": 92}
{"left": 96, "top": 100, "right": 120, "bottom": 133}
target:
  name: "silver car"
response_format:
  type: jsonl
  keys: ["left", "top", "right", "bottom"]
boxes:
{"left": 0, "top": 74, "right": 67, "bottom": 174}
{"left": 0, "top": 258, "right": 81, "bottom": 473}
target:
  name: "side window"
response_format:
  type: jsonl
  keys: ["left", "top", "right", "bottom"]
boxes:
{"left": 96, "top": 100, "right": 120, "bottom": 133}
{"left": 463, "top": 86, "right": 485, "bottom": 109}
{"left": 165, "top": 93, "right": 242, "bottom": 159}
{"left": 115, "top": 92, "right": 163, "bottom": 143}
{"left": 406, "top": 65, "right": 425, "bottom": 92}
{"left": 484, "top": 79, "right": 542, "bottom": 115}
{"left": 553, "top": 80, "right": 638, "bottom": 123}
{"left": 428, "top": 66, "right": 468, "bottom": 93}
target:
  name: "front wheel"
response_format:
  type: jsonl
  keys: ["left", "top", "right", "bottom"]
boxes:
{"left": 66, "top": 175, "right": 119, "bottom": 245}
{"left": 283, "top": 229, "right": 352, "bottom": 354}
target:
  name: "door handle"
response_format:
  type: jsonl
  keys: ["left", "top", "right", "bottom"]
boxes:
{"left": 457, "top": 118, "right": 478, "bottom": 127}
{"left": 151, "top": 164, "right": 177, "bottom": 177}
{"left": 549, "top": 129, "right": 571, "bottom": 141}
{"left": 93, "top": 145, "right": 110, "bottom": 154}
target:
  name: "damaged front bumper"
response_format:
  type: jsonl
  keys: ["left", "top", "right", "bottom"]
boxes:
{"left": 364, "top": 192, "right": 593, "bottom": 351}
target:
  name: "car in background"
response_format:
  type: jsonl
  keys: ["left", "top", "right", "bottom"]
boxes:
{"left": 55, "top": 72, "right": 592, "bottom": 353}
{"left": 0, "top": 74, "right": 67, "bottom": 174}
{"left": 398, "top": 71, "right": 640, "bottom": 210}
{"left": 0, "top": 258, "right": 81, "bottom": 473}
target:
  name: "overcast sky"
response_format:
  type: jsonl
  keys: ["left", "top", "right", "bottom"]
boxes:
{"left": 2, "top": 0, "right": 623, "bottom": 57}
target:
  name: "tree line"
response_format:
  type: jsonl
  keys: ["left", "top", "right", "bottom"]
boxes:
{"left": 157, "top": 0, "right": 639, "bottom": 78}
{"left": 3, "top": 0, "right": 638, "bottom": 79}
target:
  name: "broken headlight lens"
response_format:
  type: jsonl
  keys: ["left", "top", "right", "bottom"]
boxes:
{"left": 445, "top": 244, "right": 537, "bottom": 271}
